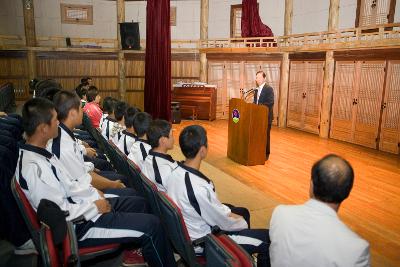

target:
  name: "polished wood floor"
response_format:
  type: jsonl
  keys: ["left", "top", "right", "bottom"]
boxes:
{"left": 172, "top": 120, "right": 400, "bottom": 267}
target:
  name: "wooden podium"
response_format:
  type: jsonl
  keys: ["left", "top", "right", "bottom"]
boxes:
{"left": 227, "top": 98, "right": 268, "bottom": 166}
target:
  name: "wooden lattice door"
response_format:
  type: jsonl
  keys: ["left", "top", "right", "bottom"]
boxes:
{"left": 379, "top": 61, "right": 400, "bottom": 154}
{"left": 330, "top": 62, "right": 357, "bottom": 143}
{"left": 208, "top": 62, "right": 225, "bottom": 119}
{"left": 287, "top": 62, "right": 305, "bottom": 130}
{"left": 353, "top": 61, "right": 385, "bottom": 148}
{"left": 287, "top": 61, "right": 324, "bottom": 134}
{"left": 331, "top": 61, "right": 385, "bottom": 149}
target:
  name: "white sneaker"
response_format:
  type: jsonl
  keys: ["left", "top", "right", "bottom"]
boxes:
{"left": 14, "top": 239, "right": 38, "bottom": 255}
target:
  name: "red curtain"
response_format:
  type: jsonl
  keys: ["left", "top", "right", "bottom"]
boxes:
{"left": 241, "top": 0, "right": 273, "bottom": 37}
{"left": 144, "top": 0, "right": 171, "bottom": 121}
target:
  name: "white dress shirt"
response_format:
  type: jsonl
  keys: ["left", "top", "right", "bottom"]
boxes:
{"left": 269, "top": 198, "right": 370, "bottom": 267}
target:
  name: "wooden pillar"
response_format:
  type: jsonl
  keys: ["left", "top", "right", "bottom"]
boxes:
{"left": 117, "top": 0, "right": 125, "bottom": 49}
{"left": 118, "top": 51, "right": 126, "bottom": 101}
{"left": 320, "top": 51, "right": 335, "bottom": 138}
{"left": 22, "top": 0, "right": 36, "bottom": 47}
{"left": 328, "top": 0, "right": 340, "bottom": 31}
{"left": 199, "top": 0, "right": 209, "bottom": 82}
{"left": 284, "top": 0, "right": 293, "bottom": 36}
{"left": 278, "top": 52, "right": 290, "bottom": 127}
{"left": 117, "top": 0, "right": 126, "bottom": 100}
{"left": 27, "top": 50, "right": 36, "bottom": 81}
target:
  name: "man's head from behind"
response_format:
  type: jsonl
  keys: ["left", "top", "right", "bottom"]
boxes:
{"left": 22, "top": 97, "right": 59, "bottom": 140}
{"left": 311, "top": 154, "right": 354, "bottom": 204}
{"left": 147, "top": 119, "right": 173, "bottom": 150}
{"left": 86, "top": 86, "right": 100, "bottom": 103}
{"left": 53, "top": 90, "right": 82, "bottom": 127}
{"left": 124, "top": 107, "right": 138, "bottom": 130}
{"left": 179, "top": 125, "right": 208, "bottom": 160}
{"left": 114, "top": 101, "right": 128, "bottom": 123}
{"left": 133, "top": 112, "right": 152, "bottom": 138}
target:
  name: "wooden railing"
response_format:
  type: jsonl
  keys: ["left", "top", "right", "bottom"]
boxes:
{"left": 1, "top": 23, "right": 399, "bottom": 52}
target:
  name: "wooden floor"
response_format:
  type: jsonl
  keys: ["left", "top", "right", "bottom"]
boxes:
{"left": 172, "top": 120, "right": 400, "bottom": 267}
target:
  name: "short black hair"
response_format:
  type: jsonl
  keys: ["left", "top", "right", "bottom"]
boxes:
{"left": 102, "top": 97, "right": 115, "bottom": 113}
{"left": 86, "top": 86, "right": 99, "bottom": 102}
{"left": 53, "top": 90, "right": 80, "bottom": 121}
{"left": 81, "top": 77, "right": 91, "bottom": 85}
{"left": 256, "top": 70, "right": 266, "bottom": 78}
{"left": 179, "top": 125, "right": 207, "bottom": 159}
{"left": 75, "top": 84, "right": 87, "bottom": 99}
{"left": 22, "top": 97, "right": 55, "bottom": 137}
{"left": 147, "top": 120, "right": 172, "bottom": 148}
{"left": 114, "top": 101, "right": 128, "bottom": 121}
{"left": 124, "top": 107, "right": 138, "bottom": 128}
{"left": 133, "top": 112, "right": 152, "bottom": 137}
{"left": 311, "top": 154, "right": 354, "bottom": 204}
{"left": 35, "top": 79, "right": 62, "bottom": 101}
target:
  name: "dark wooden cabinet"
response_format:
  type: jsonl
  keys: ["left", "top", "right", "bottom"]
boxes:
{"left": 172, "top": 86, "right": 217, "bottom": 120}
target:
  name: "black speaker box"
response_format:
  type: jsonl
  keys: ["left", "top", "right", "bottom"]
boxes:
{"left": 120, "top": 22, "right": 140, "bottom": 50}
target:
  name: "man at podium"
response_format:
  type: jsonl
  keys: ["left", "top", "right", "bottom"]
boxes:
{"left": 254, "top": 71, "right": 274, "bottom": 160}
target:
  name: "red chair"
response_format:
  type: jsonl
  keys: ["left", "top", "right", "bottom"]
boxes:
{"left": 205, "top": 234, "right": 256, "bottom": 267}
{"left": 11, "top": 176, "right": 120, "bottom": 266}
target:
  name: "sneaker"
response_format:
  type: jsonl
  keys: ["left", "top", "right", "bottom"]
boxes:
{"left": 14, "top": 239, "right": 38, "bottom": 255}
{"left": 122, "top": 249, "right": 147, "bottom": 266}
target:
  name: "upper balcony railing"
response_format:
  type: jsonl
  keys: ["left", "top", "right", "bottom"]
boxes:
{"left": 0, "top": 23, "right": 399, "bottom": 52}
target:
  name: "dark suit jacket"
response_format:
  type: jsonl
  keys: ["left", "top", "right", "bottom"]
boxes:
{"left": 254, "top": 84, "right": 274, "bottom": 125}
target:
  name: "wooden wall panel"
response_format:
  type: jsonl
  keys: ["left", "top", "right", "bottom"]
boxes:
{"left": 0, "top": 57, "right": 29, "bottom": 99}
{"left": 126, "top": 91, "right": 144, "bottom": 111}
{"left": 379, "top": 61, "right": 400, "bottom": 154}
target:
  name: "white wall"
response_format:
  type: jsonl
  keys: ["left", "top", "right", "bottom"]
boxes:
{"left": 208, "top": 0, "right": 284, "bottom": 38}
{"left": 1, "top": 0, "right": 399, "bottom": 39}
{"left": 292, "top": 0, "right": 329, "bottom": 34}
{"left": 125, "top": 1, "right": 201, "bottom": 40}
{"left": 33, "top": 0, "right": 117, "bottom": 39}
{"left": 0, "top": 0, "right": 24, "bottom": 35}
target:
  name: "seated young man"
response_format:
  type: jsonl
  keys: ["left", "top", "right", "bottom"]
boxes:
{"left": 142, "top": 119, "right": 177, "bottom": 192}
{"left": 99, "top": 96, "right": 115, "bottom": 129}
{"left": 111, "top": 101, "right": 128, "bottom": 144}
{"left": 101, "top": 100, "right": 123, "bottom": 142}
{"left": 167, "top": 125, "right": 270, "bottom": 267}
{"left": 47, "top": 90, "right": 132, "bottom": 191}
{"left": 17, "top": 97, "right": 177, "bottom": 267}
{"left": 127, "top": 112, "right": 152, "bottom": 170}
{"left": 117, "top": 107, "right": 138, "bottom": 155}
{"left": 83, "top": 86, "right": 102, "bottom": 128}
{"left": 75, "top": 84, "right": 87, "bottom": 108}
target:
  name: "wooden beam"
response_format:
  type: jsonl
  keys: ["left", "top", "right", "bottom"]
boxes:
{"left": 200, "top": 0, "right": 209, "bottom": 82}
{"left": 328, "top": 0, "right": 340, "bottom": 31}
{"left": 278, "top": 52, "right": 289, "bottom": 128}
{"left": 319, "top": 50, "right": 334, "bottom": 138}
{"left": 22, "top": 0, "right": 36, "bottom": 47}
{"left": 284, "top": 0, "right": 293, "bottom": 36}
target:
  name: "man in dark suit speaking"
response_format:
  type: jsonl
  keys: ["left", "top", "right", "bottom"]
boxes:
{"left": 254, "top": 70, "right": 274, "bottom": 160}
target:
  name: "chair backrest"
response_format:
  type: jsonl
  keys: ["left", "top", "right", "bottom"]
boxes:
{"left": 126, "top": 159, "right": 145, "bottom": 194}
{"left": 157, "top": 191, "right": 201, "bottom": 266}
{"left": 11, "top": 176, "right": 80, "bottom": 267}
{"left": 140, "top": 174, "right": 161, "bottom": 217}
{"left": 206, "top": 234, "right": 255, "bottom": 267}
{"left": 11, "top": 176, "right": 41, "bottom": 235}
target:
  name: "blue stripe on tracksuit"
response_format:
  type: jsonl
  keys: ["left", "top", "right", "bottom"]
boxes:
{"left": 75, "top": 196, "right": 177, "bottom": 267}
